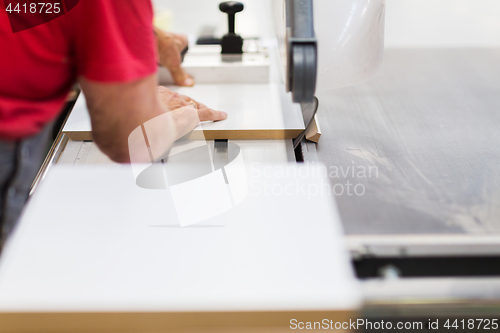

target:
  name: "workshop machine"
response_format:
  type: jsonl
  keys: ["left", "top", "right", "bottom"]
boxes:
{"left": 1, "top": 0, "right": 500, "bottom": 331}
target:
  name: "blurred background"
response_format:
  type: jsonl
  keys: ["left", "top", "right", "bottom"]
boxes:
{"left": 153, "top": 0, "right": 500, "bottom": 47}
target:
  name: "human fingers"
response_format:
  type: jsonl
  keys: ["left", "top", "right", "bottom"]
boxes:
{"left": 156, "top": 29, "right": 194, "bottom": 87}
{"left": 157, "top": 86, "right": 188, "bottom": 110}
{"left": 170, "top": 67, "right": 195, "bottom": 87}
{"left": 196, "top": 107, "right": 228, "bottom": 122}
{"left": 180, "top": 95, "right": 208, "bottom": 110}
{"left": 172, "top": 33, "right": 189, "bottom": 52}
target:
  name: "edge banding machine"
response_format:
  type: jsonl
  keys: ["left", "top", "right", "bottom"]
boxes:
{"left": 1, "top": 0, "right": 500, "bottom": 332}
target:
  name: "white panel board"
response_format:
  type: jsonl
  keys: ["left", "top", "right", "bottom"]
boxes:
{"left": 63, "top": 84, "right": 304, "bottom": 140}
{"left": 0, "top": 164, "right": 360, "bottom": 331}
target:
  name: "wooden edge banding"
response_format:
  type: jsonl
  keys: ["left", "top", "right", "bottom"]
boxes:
{"left": 187, "top": 129, "right": 304, "bottom": 140}
{"left": 305, "top": 116, "right": 321, "bottom": 143}
{"left": 0, "top": 310, "right": 357, "bottom": 333}
{"left": 63, "top": 130, "right": 305, "bottom": 142}
{"left": 63, "top": 131, "right": 93, "bottom": 141}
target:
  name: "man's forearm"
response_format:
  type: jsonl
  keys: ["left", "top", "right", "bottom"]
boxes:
{"left": 79, "top": 74, "right": 172, "bottom": 163}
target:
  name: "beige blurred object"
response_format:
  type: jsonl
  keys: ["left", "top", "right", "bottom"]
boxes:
{"left": 65, "top": 86, "right": 79, "bottom": 102}
{"left": 153, "top": 9, "right": 173, "bottom": 32}
{"left": 305, "top": 115, "right": 321, "bottom": 143}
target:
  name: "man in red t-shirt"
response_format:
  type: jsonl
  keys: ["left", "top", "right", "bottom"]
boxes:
{"left": 0, "top": 0, "right": 227, "bottom": 245}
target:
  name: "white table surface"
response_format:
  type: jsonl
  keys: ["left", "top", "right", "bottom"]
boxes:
{"left": 0, "top": 163, "right": 359, "bottom": 313}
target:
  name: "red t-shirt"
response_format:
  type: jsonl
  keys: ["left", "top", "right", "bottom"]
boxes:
{"left": 0, "top": 0, "right": 158, "bottom": 140}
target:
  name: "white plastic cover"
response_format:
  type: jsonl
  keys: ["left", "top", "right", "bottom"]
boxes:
{"left": 314, "top": 0, "right": 386, "bottom": 90}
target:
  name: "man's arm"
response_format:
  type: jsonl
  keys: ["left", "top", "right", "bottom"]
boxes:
{"left": 79, "top": 74, "right": 226, "bottom": 163}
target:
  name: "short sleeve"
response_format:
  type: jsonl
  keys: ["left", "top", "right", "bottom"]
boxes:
{"left": 70, "top": 0, "right": 158, "bottom": 83}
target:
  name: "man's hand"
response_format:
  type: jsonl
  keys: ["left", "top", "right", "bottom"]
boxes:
{"left": 156, "top": 86, "right": 227, "bottom": 122}
{"left": 79, "top": 74, "right": 227, "bottom": 163}
{"left": 155, "top": 86, "right": 227, "bottom": 143}
{"left": 155, "top": 27, "right": 194, "bottom": 87}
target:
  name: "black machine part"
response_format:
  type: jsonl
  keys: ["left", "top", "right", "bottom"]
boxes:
{"left": 286, "top": 0, "right": 317, "bottom": 104}
{"left": 219, "top": 1, "right": 244, "bottom": 54}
